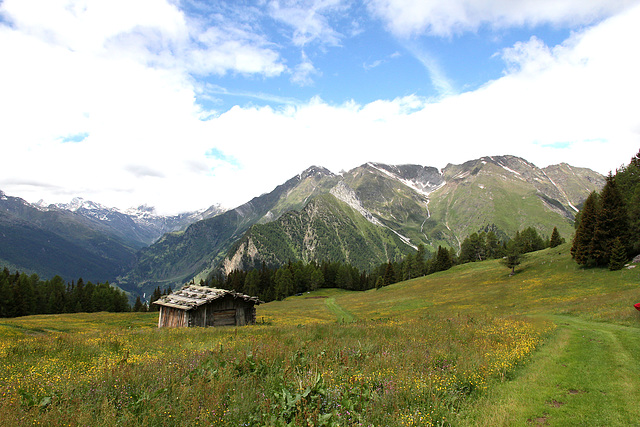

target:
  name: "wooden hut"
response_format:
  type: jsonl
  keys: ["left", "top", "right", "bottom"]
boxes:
{"left": 153, "top": 285, "right": 263, "bottom": 328}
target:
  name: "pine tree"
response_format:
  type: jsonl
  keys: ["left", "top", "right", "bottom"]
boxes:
{"left": 383, "top": 262, "right": 395, "bottom": 286}
{"left": 430, "top": 246, "right": 453, "bottom": 273}
{"left": 485, "top": 231, "right": 502, "bottom": 258}
{"left": 274, "top": 267, "right": 294, "bottom": 300}
{"left": 549, "top": 227, "right": 564, "bottom": 248}
{"left": 133, "top": 296, "right": 144, "bottom": 312}
{"left": 501, "top": 242, "right": 523, "bottom": 275}
{"left": 459, "top": 233, "right": 486, "bottom": 263}
{"left": 589, "top": 173, "right": 629, "bottom": 266}
{"left": 414, "top": 244, "right": 428, "bottom": 276}
{"left": 571, "top": 192, "right": 599, "bottom": 265}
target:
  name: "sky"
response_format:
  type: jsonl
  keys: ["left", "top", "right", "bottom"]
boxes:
{"left": 1, "top": 0, "right": 639, "bottom": 214}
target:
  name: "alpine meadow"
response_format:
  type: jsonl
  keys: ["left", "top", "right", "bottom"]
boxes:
{"left": 2, "top": 151, "right": 640, "bottom": 426}
{"left": 2, "top": 1, "right": 640, "bottom": 424}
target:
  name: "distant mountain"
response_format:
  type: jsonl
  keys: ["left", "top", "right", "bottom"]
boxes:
{"left": 0, "top": 191, "right": 223, "bottom": 282}
{"left": 0, "top": 191, "right": 137, "bottom": 281}
{"left": 37, "top": 197, "right": 224, "bottom": 247}
{"left": 119, "top": 166, "right": 338, "bottom": 292}
{"left": 121, "top": 155, "right": 604, "bottom": 296}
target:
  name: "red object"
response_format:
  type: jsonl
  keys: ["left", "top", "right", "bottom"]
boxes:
{"left": 635, "top": 303, "right": 640, "bottom": 311}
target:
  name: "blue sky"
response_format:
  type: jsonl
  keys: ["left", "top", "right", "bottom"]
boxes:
{"left": 0, "top": 0, "right": 639, "bottom": 214}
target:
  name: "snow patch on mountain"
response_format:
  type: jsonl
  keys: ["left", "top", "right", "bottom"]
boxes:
{"left": 367, "top": 163, "right": 443, "bottom": 196}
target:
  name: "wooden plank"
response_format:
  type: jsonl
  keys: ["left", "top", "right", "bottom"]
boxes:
{"left": 213, "top": 310, "right": 236, "bottom": 326}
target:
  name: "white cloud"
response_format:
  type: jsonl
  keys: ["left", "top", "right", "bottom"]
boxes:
{"left": 191, "top": 4, "right": 640, "bottom": 205}
{"left": 403, "top": 43, "right": 456, "bottom": 96}
{"left": 290, "top": 51, "right": 321, "bottom": 86}
{"left": 1, "top": 0, "right": 638, "bottom": 215}
{"left": 0, "top": 0, "right": 286, "bottom": 77}
{"left": 267, "top": 0, "right": 347, "bottom": 47}
{"left": 366, "top": 0, "right": 636, "bottom": 37}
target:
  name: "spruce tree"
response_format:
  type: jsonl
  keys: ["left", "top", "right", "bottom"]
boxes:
{"left": 133, "top": 296, "right": 144, "bottom": 312}
{"left": 485, "top": 231, "right": 502, "bottom": 258}
{"left": 430, "top": 246, "right": 453, "bottom": 273}
{"left": 571, "top": 192, "right": 599, "bottom": 265}
{"left": 502, "top": 243, "right": 523, "bottom": 275}
{"left": 383, "top": 262, "right": 395, "bottom": 286}
{"left": 549, "top": 227, "right": 564, "bottom": 248}
{"left": 589, "top": 173, "right": 629, "bottom": 266}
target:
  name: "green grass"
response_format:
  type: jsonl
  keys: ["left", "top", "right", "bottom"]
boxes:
{"left": 1, "top": 244, "right": 639, "bottom": 426}
{"left": 458, "top": 316, "right": 640, "bottom": 426}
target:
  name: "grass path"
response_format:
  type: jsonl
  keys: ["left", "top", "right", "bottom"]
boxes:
{"left": 458, "top": 315, "right": 640, "bottom": 426}
{"left": 324, "top": 297, "right": 356, "bottom": 322}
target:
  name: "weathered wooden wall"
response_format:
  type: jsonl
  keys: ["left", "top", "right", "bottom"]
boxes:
{"left": 158, "top": 306, "right": 188, "bottom": 328}
{"left": 159, "top": 295, "right": 258, "bottom": 328}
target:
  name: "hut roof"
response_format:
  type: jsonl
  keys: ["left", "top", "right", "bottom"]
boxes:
{"left": 153, "top": 285, "right": 263, "bottom": 311}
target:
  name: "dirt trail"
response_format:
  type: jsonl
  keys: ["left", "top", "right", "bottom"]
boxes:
{"left": 324, "top": 297, "right": 356, "bottom": 323}
{"left": 459, "top": 316, "right": 640, "bottom": 426}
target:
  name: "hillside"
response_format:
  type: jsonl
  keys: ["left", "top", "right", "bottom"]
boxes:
{"left": 0, "top": 191, "right": 138, "bottom": 281}
{"left": 119, "top": 167, "right": 337, "bottom": 292}
{"left": 259, "top": 243, "right": 640, "bottom": 326}
{"left": 223, "top": 193, "right": 414, "bottom": 273}
{"left": 1, "top": 244, "right": 639, "bottom": 426}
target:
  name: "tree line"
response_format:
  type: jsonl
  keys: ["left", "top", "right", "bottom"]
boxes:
{"left": 571, "top": 150, "right": 640, "bottom": 270}
{"left": 0, "top": 267, "right": 130, "bottom": 318}
{"left": 132, "top": 286, "right": 173, "bottom": 312}
{"left": 208, "top": 225, "right": 563, "bottom": 302}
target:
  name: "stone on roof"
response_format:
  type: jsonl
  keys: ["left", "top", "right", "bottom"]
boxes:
{"left": 153, "top": 285, "right": 262, "bottom": 311}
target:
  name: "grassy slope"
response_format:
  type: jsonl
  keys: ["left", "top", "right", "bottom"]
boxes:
{"left": 261, "top": 243, "right": 640, "bottom": 326}
{"left": 259, "top": 244, "right": 640, "bottom": 425}
{"left": 2, "top": 245, "right": 639, "bottom": 426}
{"left": 428, "top": 164, "right": 577, "bottom": 249}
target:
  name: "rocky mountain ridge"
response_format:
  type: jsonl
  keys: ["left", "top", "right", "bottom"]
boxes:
{"left": 218, "top": 156, "right": 604, "bottom": 278}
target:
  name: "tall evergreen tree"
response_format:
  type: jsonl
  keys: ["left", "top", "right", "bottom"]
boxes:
{"left": 133, "top": 296, "right": 145, "bottom": 312}
{"left": 383, "top": 262, "right": 395, "bottom": 286}
{"left": 571, "top": 192, "right": 600, "bottom": 265}
{"left": 274, "top": 267, "right": 294, "bottom": 300}
{"left": 414, "top": 244, "right": 428, "bottom": 277}
{"left": 430, "top": 246, "right": 453, "bottom": 273}
{"left": 614, "top": 150, "right": 640, "bottom": 254}
{"left": 459, "top": 233, "right": 486, "bottom": 263}
{"left": 485, "top": 231, "right": 502, "bottom": 258}
{"left": 589, "top": 173, "right": 629, "bottom": 266}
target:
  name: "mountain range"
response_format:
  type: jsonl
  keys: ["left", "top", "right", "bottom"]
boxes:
{"left": 0, "top": 155, "right": 604, "bottom": 298}
{"left": 0, "top": 192, "right": 223, "bottom": 282}
{"left": 118, "top": 155, "right": 604, "bottom": 297}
